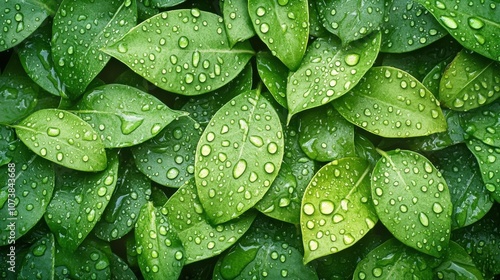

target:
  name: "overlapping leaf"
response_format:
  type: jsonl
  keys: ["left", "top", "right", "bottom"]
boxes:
{"left": 18, "top": 234, "right": 55, "bottom": 280}
{"left": 221, "top": 0, "right": 255, "bottom": 47}
{"left": 0, "top": 75, "right": 39, "bottom": 125}
{"left": 460, "top": 100, "right": 500, "bottom": 147}
{"left": 256, "top": 52, "right": 288, "bottom": 108}
{"left": 466, "top": 138, "right": 500, "bottom": 203}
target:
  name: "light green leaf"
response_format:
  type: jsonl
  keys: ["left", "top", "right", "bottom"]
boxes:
{"left": 333, "top": 66, "right": 447, "bottom": 138}
{"left": 44, "top": 151, "right": 119, "bottom": 251}
{"left": 195, "top": 90, "right": 284, "bottom": 224}
{"left": 371, "top": 149, "right": 452, "bottom": 257}
{"left": 301, "top": 157, "right": 377, "bottom": 263}
{"left": 460, "top": 100, "right": 500, "bottom": 147}
{"left": 466, "top": 138, "right": 500, "bottom": 203}
{"left": 287, "top": 32, "right": 381, "bottom": 120}
{"left": 76, "top": 84, "right": 186, "bottom": 148}
{"left": 0, "top": 144, "right": 55, "bottom": 245}
{"left": 51, "top": 0, "right": 137, "bottom": 96}
{"left": 18, "top": 234, "right": 55, "bottom": 280}
{"left": 0, "top": 75, "right": 39, "bottom": 125}
{"left": 256, "top": 51, "right": 288, "bottom": 108}
{"left": 316, "top": 0, "right": 384, "bottom": 44}
{"left": 439, "top": 49, "right": 500, "bottom": 111}
{"left": 103, "top": 9, "right": 254, "bottom": 95}
{"left": 222, "top": 0, "right": 256, "bottom": 47}
{"left": 248, "top": 0, "right": 309, "bottom": 70}
{"left": 0, "top": 0, "right": 57, "bottom": 51}
{"left": 14, "top": 108, "right": 107, "bottom": 172}
{"left": 135, "top": 202, "right": 185, "bottom": 280}
{"left": 380, "top": 0, "right": 447, "bottom": 53}
{"left": 162, "top": 179, "right": 256, "bottom": 264}
{"left": 416, "top": 0, "right": 500, "bottom": 61}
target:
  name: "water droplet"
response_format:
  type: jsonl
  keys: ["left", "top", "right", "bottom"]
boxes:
{"left": 432, "top": 202, "right": 443, "bottom": 214}
{"left": 440, "top": 16, "right": 458, "bottom": 29}
{"left": 303, "top": 203, "right": 315, "bottom": 215}
{"left": 372, "top": 267, "right": 383, "bottom": 277}
{"left": 344, "top": 54, "right": 360, "bottom": 66}
{"left": 97, "top": 187, "right": 107, "bottom": 196}
{"left": 47, "top": 127, "right": 60, "bottom": 137}
{"left": 249, "top": 135, "right": 264, "bottom": 147}
{"left": 256, "top": 7, "right": 266, "bottom": 16}
{"left": 468, "top": 17, "right": 485, "bottom": 29}
{"left": 56, "top": 152, "right": 64, "bottom": 161}
{"left": 40, "top": 148, "right": 47, "bottom": 156}
{"left": 178, "top": 36, "right": 189, "bottom": 48}
{"left": 333, "top": 214, "right": 344, "bottom": 223}
{"left": 87, "top": 209, "right": 96, "bottom": 222}
{"left": 419, "top": 212, "right": 429, "bottom": 226}
{"left": 319, "top": 200, "right": 334, "bottom": 215}
{"left": 343, "top": 233, "right": 355, "bottom": 245}
{"left": 264, "top": 162, "right": 275, "bottom": 174}
{"left": 308, "top": 240, "right": 318, "bottom": 251}
{"left": 233, "top": 159, "right": 247, "bottom": 179}
{"left": 260, "top": 23, "right": 270, "bottom": 33}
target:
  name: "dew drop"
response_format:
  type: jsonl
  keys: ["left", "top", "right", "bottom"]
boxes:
{"left": 233, "top": 160, "right": 247, "bottom": 179}
{"left": 47, "top": 127, "right": 60, "bottom": 137}
{"left": 419, "top": 212, "right": 429, "bottom": 227}
{"left": 319, "top": 200, "right": 334, "bottom": 215}
{"left": 178, "top": 36, "right": 189, "bottom": 48}
{"left": 440, "top": 16, "right": 458, "bottom": 29}
{"left": 344, "top": 54, "right": 360, "bottom": 66}
{"left": 303, "top": 203, "right": 315, "bottom": 215}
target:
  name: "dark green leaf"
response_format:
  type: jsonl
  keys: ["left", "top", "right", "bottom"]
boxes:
{"left": 18, "top": 233, "right": 55, "bottom": 280}
{"left": 106, "top": 250, "right": 138, "bottom": 280}
{"left": 0, "top": 75, "right": 39, "bottom": 125}
{"left": 221, "top": 0, "right": 256, "bottom": 47}
{"left": 55, "top": 240, "right": 111, "bottom": 279}
{"left": 354, "top": 134, "right": 381, "bottom": 167}
{"left": 301, "top": 157, "right": 377, "bottom": 263}
{"left": 103, "top": 9, "right": 254, "bottom": 95}
{"left": 195, "top": 90, "right": 284, "bottom": 224}
{"left": 434, "top": 241, "right": 485, "bottom": 280}
{"left": 152, "top": 0, "right": 186, "bottom": 8}
{"left": 422, "top": 59, "right": 452, "bottom": 96}
{"left": 333, "top": 66, "right": 447, "bottom": 138}
{"left": 0, "top": 125, "right": 18, "bottom": 166}
{"left": 308, "top": 0, "right": 329, "bottom": 38}
{"left": 466, "top": 138, "right": 500, "bottom": 203}
{"left": 460, "top": 100, "right": 500, "bottom": 147}
{"left": 248, "top": 0, "right": 309, "bottom": 70}
{"left": 14, "top": 108, "right": 107, "bottom": 172}
{"left": 44, "top": 151, "right": 119, "bottom": 251}
{"left": 256, "top": 51, "right": 288, "bottom": 108}
{"left": 371, "top": 149, "right": 452, "bottom": 257}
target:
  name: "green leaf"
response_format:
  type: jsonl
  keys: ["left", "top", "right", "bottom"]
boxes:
{"left": 287, "top": 32, "right": 381, "bottom": 119}
{"left": 380, "top": 0, "right": 447, "bottom": 53}
{"left": 44, "top": 151, "right": 119, "bottom": 251}
{"left": 55, "top": 240, "right": 111, "bottom": 279}
{"left": 316, "top": 0, "right": 384, "bottom": 44}
{"left": 14, "top": 108, "right": 107, "bottom": 172}
{"left": 51, "top": 0, "right": 137, "bottom": 96}
{"left": 248, "top": 0, "right": 309, "bottom": 70}
{"left": 298, "top": 106, "right": 355, "bottom": 162}
{"left": 333, "top": 66, "right": 447, "bottom": 138}
{"left": 431, "top": 144, "right": 493, "bottom": 229}
{"left": 95, "top": 155, "right": 151, "bottom": 241}
{"left": 152, "top": 0, "right": 186, "bottom": 8}
{"left": 195, "top": 90, "right": 284, "bottom": 224}
{"left": 301, "top": 157, "right": 377, "bottom": 263}
{"left": 162, "top": 179, "right": 256, "bottom": 264}
{"left": 422, "top": 58, "right": 452, "bottom": 96}
{"left": 256, "top": 51, "right": 288, "bottom": 108}
{"left": 439, "top": 49, "right": 500, "bottom": 111}
{"left": 221, "top": 0, "right": 256, "bottom": 47}
{"left": 135, "top": 202, "right": 185, "bottom": 280}
{"left": 0, "top": 144, "right": 55, "bottom": 245}
{"left": 353, "top": 238, "right": 435, "bottom": 279}
{"left": 415, "top": 0, "right": 500, "bottom": 61}
{"left": 76, "top": 84, "right": 185, "bottom": 148}
{"left": 371, "top": 149, "right": 452, "bottom": 257}
{"left": 103, "top": 9, "right": 254, "bottom": 95}
{"left": 308, "top": 0, "right": 329, "bottom": 38}
{"left": 354, "top": 134, "right": 381, "bottom": 168}
{"left": 434, "top": 241, "right": 485, "bottom": 280}
{"left": 460, "top": 100, "right": 500, "bottom": 147}
{"left": 18, "top": 233, "right": 55, "bottom": 280}
{"left": 0, "top": 125, "right": 18, "bottom": 166}
{"left": 132, "top": 116, "right": 202, "bottom": 188}
{"left": 466, "top": 138, "right": 500, "bottom": 203}
{"left": 213, "top": 215, "right": 319, "bottom": 279}
{"left": 0, "top": 0, "right": 57, "bottom": 51}
{"left": 0, "top": 75, "right": 39, "bottom": 125}
{"left": 108, "top": 252, "right": 138, "bottom": 280}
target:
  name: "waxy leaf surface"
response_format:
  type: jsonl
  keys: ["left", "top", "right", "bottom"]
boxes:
{"left": 222, "top": 0, "right": 256, "bottom": 47}
{"left": 18, "top": 234, "right": 55, "bottom": 280}
{"left": 460, "top": 100, "right": 500, "bottom": 148}
{"left": 466, "top": 138, "right": 500, "bottom": 203}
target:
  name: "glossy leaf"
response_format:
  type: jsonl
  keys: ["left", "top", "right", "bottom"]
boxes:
{"left": 14, "top": 108, "right": 107, "bottom": 172}
{"left": 439, "top": 49, "right": 500, "bottom": 111}
{"left": 433, "top": 241, "right": 484, "bottom": 280}
{"left": 162, "top": 179, "right": 256, "bottom": 264}
{"left": 103, "top": 9, "right": 254, "bottom": 95}
{"left": 353, "top": 238, "right": 435, "bottom": 279}
{"left": 287, "top": 32, "right": 381, "bottom": 119}
{"left": 95, "top": 156, "right": 151, "bottom": 241}
{"left": 380, "top": 0, "right": 447, "bottom": 53}
{"left": 422, "top": 59, "right": 451, "bottom": 96}
{"left": 0, "top": 0, "right": 57, "bottom": 51}
{"left": 248, "top": 0, "right": 309, "bottom": 70}
{"left": 0, "top": 125, "right": 18, "bottom": 166}
{"left": 107, "top": 251, "right": 138, "bottom": 280}
{"left": 44, "top": 151, "right": 119, "bottom": 251}
{"left": 221, "top": 0, "right": 256, "bottom": 47}
{"left": 213, "top": 216, "right": 318, "bottom": 279}
{"left": 0, "top": 144, "right": 55, "bottom": 245}
{"left": 354, "top": 134, "right": 381, "bottom": 168}
{"left": 18, "top": 234, "right": 55, "bottom": 280}
{"left": 52, "top": 0, "right": 137, "bottom": 96}
{"left": 152, "top": 0, "right": 186, "bottom": 8}
{"left": 132, "top": 116, "right": 202, "bottom": 188}
{"left": 195, "top": 90, "right": 284, "bottom": 224}
{"left": 256, "top": 51, "right": 288, "bottom": 108}
{"left": 0, "top": 75, "right": 39, "bottom": 125}
{"left": 317, "top": 0, "right": 384, "bottom": 44}
{"left": 135, "top": 202, "right": 185, "bottom": 280}
{"left": 298, "top": 106, "right": 355, "bottom": 162}
{"left": 416, "top": 0, "right": 500, "bottom": 61}
{"left": 301, "top": 157, "right": 377, "bottom": 263}
{"left": 54, "top": 240, "right": 111, "bottom": 279}
{"left": 466, "top": 138, "right": 500, "bottom": 203}
{"left": 432, "top": 145, "right": 493, "bottom": 229}
{"left": 460, "top": 100, "right": 500, "bottom": 147}
{"left": 371, "top": 149, "right": 452, "bottom": 257}
{"left": 76, "top": 84, "right": 186, "bottom": 148}
{"left": 333, "top": 66, "right": 447, "bottom": 138}
{"left": 308, "top": 0, "right": 329, "bottom": 38}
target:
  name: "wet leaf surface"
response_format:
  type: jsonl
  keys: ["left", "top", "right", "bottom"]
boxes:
{"left": 460, "top": 100, "right": 500, "bottom": 148}
{"left": 466, "top": 138, "right": 500, "bottom": 203}
{"left": 18, "top": 233, "right": 55, "bottom": 280}
{"left": 0, "top": 75, "right": 39, "bottom": 125}
{"left": 256, "top": 51, "right": 288, "bottom": 108}
{"left": 0, "top": 125, "right": 18, "bottom": 166}
{"left": 221, "top": 0, "right": 255, "bottom": 47}
{"left": 54, "top": 239, "right": 111, "bottom": 279}
{"left": 433, "top": 240, "right": 485, "bottom": 279}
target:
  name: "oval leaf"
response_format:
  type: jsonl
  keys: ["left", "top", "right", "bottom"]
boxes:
{"left": 0, "top": 125, "right": 19, "bottom": 166}
{"left": 14, "top": 108, "right": 107, "bottom": 172}
{"left": 103, "top": 9, "right": 254, "bottom": 95}
{"left": 52, "top": 0, "right": 137, "bottom": 95}
{"left": 301, "top": 157, "right": 378, "bottom": 263}
{"left": 466, "top": 138, "right": 500, "bottom": 203}
{"left": 0, "top": 75, "right": 39, "bottom": 125}
{"left": 433, "top": 241, "right": 485, "bottom": 280}
{"left": 195, "top": 90, "right": 284, "bottom": 224}
{"left": 76, "top": 84, "right": 186, "bottom": 148}
{"left": 256, "top": 51, "right": 288, "bottom": 108}
{"left": 18, "top": 234, "right": 55, "bottom": 280}
{"left": 333, "top": 66, "right": 447, "bottom": 138}
{"left": 371, "top": 149, "right": 452, "bottom": 257}
{"left": 222, "top": 0, "right": 256, "bottom": 47}
{"left": 287, "top": 32, "right": 381, "bottom": 119}
{"left": 55, "top": 241, "right": 111, "bottom": 279}
{"left": 460, "top": 100, "right": 500, "bottom": 147}
{"left": 439, "top": 49, "right": 500, "bottom": 111}
{"left": 248, "top": 0, "right": 309, "bottom": 70}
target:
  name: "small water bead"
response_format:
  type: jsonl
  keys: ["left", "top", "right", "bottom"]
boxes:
{"left": 468, "top": 17, "right": 485, "bottom": 30}
{"left": 440, "top": 16, "right": 458, "bottom": 29}
{"left": 303, "top": 203, "right": 315, "bottom": 215}
{"left": 260, "top": 23, "right": 270, "bottom": 33}
{"left": 319, "top": 200, "right": 334, "bottom": 215}
{"left": 419, "top": 212, "right": 429, "bottom": 226}
{"left": 344, "top": 54, "right": 360, "bottom": 66}
{"left": 178, "top": 36, "right": 189, "bottom": 48}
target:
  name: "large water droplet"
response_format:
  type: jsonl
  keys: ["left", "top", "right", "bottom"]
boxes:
{"left": 419, "top": 212, "right": 429, "bottom": 226}
{"left": 440, "top": 16, "right": 458, "bottom": 29}
{"left": 233, "top": 159, "right": 247, "bottom": 179}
